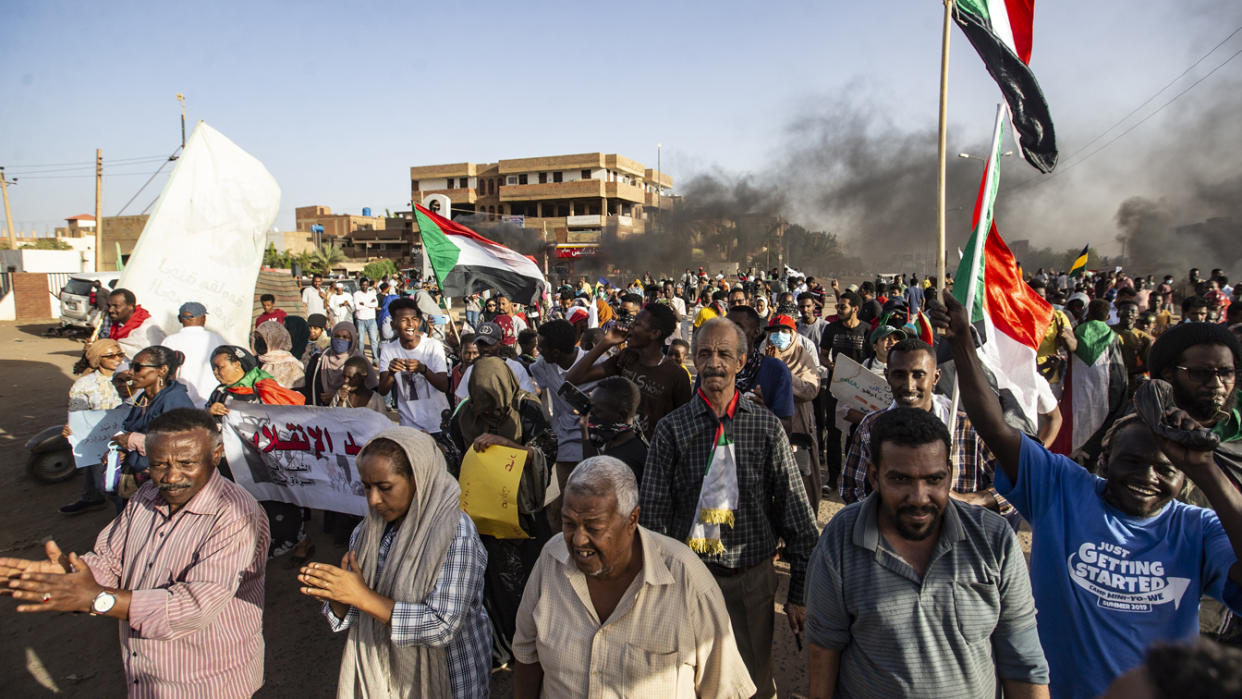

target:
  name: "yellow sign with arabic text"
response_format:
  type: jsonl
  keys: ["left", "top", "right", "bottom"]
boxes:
{"left": 459, "top": 445, "right": 529, "bottom": 539}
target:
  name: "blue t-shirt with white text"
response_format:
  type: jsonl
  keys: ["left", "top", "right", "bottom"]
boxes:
{"left": 998, "top": 435, "right": 1242, "bottom": 699}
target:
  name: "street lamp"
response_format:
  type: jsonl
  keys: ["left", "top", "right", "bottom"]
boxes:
{"left": 958, "top": 151, "right": 1013, "bottom": 161}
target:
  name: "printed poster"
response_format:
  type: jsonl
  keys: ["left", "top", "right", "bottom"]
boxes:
{"left": 221, "top": 402, "right": 394, "bottom": 516}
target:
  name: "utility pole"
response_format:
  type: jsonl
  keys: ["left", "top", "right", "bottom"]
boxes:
{"left": 177, "top": 93, "right": 186, "bottom": 149}
{"left": 95, "top": 149, "right": 103, "bottom": 271}
{"left": 0, "top": 166, "right": 15, "bottom": 250}
{"left": 776, "top": 218, "right": 785, "bottom": 277}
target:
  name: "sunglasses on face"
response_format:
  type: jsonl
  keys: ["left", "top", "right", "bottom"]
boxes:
{"left": 132, "top": 363, "right": 162, "bottom": 370}
{"left": 1175, "top": 366, "right": 1236, "bottom": 383}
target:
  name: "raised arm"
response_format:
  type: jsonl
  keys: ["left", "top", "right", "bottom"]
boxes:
{"left": 934, "top": 289, "right": 1022, "bottom": 482}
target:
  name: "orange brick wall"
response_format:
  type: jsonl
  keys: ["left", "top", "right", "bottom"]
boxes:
{"left": 13, "top": 272, "right": 52, "bottom": 319}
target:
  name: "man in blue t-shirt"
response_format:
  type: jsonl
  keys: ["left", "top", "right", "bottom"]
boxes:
{"left": 725, "top": 306, "right": 795, "bottom": 425}
{"left": 938, "top": 289, "right": 1242, "bottom": 699}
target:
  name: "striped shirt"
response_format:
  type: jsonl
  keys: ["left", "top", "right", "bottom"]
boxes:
{"left": 805, "top": 496, "right": 1048, "bottom": 698}
{"left": 82, "top": 469, "right": 270, "bottom": 699}
{"left": 326, "top": 511, "right": 491, "bottom": 698}
{"left": 840, "top": 395, "right": 1013, "bottom": 516}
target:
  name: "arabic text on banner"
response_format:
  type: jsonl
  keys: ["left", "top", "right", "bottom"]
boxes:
{"left": 221, "top": 402, "right": 394, "bottom": 516}
{"left": 459, "top": 445, "right": 529, "bottom": 539}
{"left": 67, "top": 408, "right": 130, "bottom": 469}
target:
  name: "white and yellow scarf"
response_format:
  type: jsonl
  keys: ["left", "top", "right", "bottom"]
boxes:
{"left": 687, "top": 389, "right": 740, "bottom": 555}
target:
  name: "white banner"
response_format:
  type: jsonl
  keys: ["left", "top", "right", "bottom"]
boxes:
{"left": 119, "top": 121, "right": 280, "bottom": 347}
{"left": 221, "top": 403, "right": 394, "bottom": 516}
{"left": 66, "top": 407, "right": 129, "bottom": 469}
{"left": 829, "top": 355, "right": 893, "bottom": 414}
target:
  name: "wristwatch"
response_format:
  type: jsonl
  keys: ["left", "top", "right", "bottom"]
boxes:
{"left": 90, "top": 590, "right": 117, "bottom": 616}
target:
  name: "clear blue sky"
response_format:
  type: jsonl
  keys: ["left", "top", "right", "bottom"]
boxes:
{"left": 2, "top": 0, "right": 1239, "bottom": 254}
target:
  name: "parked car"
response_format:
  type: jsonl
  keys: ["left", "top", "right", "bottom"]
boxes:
{"left": 59, "top": 272, "right": 122, "bottom": 330}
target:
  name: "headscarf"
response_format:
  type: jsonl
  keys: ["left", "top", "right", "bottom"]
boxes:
{"left": 318, "top": 321, "right": 376, "bottom": 395}
{"left": 338, "top": 428, "right": 461, "bottom": 698}
{"left": 84, "top": 338, "right": 123, "bottom": 371}
{"left": 457, "top": 357, "right": 525, "bottom": 446}
{"left": 210, "top": 345, "right": 305, "bottom": 406}
{"left": 255, "top": 321, "right": 305, "bottom": 390}
{"left": 284, "top": 315, "right": 310, "bottom": 360}
{"left": 595, "top": 298, "right": 615, "bottom": 325}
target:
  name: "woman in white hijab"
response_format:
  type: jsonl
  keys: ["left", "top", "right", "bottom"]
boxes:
{"left": 298, "top": 428, "right": 491, "bottom": 698}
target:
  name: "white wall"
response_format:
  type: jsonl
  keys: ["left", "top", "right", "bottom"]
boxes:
{"left": 0, "top": 249, "right": 89, "bottom": 273}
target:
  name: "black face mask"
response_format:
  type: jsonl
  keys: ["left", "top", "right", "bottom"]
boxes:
{"left": 588, "top": 421, "right": 633, "bottom": 448}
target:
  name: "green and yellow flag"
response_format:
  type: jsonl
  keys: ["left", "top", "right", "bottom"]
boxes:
{"left": 1068, "top": 246, "right": 1089, "bottom": 277}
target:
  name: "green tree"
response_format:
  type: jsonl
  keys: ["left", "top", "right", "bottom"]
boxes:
{"left": 262, "top": 243, "right": 294, "bottom": 268}
{"left": 307, "top": 243, "right": 345, "bottom": 275}
{"left": 362, "top": 258, "right": 398, "bottom": 280}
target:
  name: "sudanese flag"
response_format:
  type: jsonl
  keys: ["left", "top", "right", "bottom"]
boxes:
{"left": 415, "top": 204, "right": 548, "bottom": 306}
{"left": 954, "top": 0, "right": 1058, "bottom": 172}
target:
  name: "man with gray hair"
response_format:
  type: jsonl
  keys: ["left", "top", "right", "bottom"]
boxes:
{"left": 513, "top": 455, "right": 755, "bottom": 698}
{"left": 641, "top": 317, "right": 819, "bottom": 697}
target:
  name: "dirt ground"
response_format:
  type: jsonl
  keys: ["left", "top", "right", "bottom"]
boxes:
{"left": 0, "top": 319, "right": 1028, "bottom": 698}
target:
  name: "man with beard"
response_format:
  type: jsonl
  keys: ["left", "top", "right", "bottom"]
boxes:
{"left": 1148, "top": 322, "right": 1242, "bottom": 642}
{"left": 840, "top": 339, "right": 1016, "bottom": 526}
{"left": 100, "top": 288, "right": 166, "bottom": 360}
{"left": 805, "top": 407, "right": 1049, "bottom": 699}
{"left": 640, "top": 318, "right": 818, "bottom": 698}
{"left": 797, "top": 292, "right": 829, "bottom": 351}
{"left": 939, "top": 289, "right": 1242, "bottom": 699}
{"left": 512, "top": 456, "right": 754, "bottom": 698}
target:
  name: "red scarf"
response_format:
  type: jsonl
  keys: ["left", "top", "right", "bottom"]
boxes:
{"left": 697, "top": 387, "right": 739, "bottom": 455}
{"left": 109, "top": 305, "right": 151, "bottom": 340}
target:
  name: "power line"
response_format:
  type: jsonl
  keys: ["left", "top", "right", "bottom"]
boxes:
{"left": 115, "top": 149, "right": 181, "bottom": 216}
{"left": 11, "top": 170, "right": 175, "bottom": 180}
{"left": 3, "top": 154, "right": 168, "bottom": 171}
{"left": 1057, "top": 25, "right": 1242, "bottom": 163}
{"left": 1012, "top": 44, "right": 1242, "bottom": 192}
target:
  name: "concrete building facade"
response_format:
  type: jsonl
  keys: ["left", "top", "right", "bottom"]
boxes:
{"left": 409, "top": 152, "right": 673, "bottom": 261}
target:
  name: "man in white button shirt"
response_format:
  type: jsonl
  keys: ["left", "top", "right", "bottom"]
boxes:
{"left": 301, "top": 274, "right": 327, "bottom": 317}
{"left": 353, "top": 277, "right": 380, "bottom": 363}
{"left": 160, "top": 302, "right": 228, "bottom": 406}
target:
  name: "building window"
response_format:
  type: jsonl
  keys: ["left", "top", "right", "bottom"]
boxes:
{"left": 488, "top": 179, "right": 495, "bottom": 194}
{"left": 412, "top": 180, "right": 420, "bottom": 191}
{"left": 459, "top": 177, "right": 468, "bottom": 188}
{"left": 446, "top": 179, "right": 454, "bottom": 189}
{"left": 581, "top": 169, "right": 590, "bottom": 180}
{"left": 553, "top": 171, "right": 563, "bottom": 183}
{"left": 518, "top": 174, "right": 528, "bottom": 185}
{"left": 507, "top": 176, "right": 517, "bottom": 185}
{"left": 539, "top": 172, "right": 548, "bottom": 184}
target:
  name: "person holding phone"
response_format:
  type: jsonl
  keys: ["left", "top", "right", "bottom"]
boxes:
{"left": 377, "top": 298, "right": 450, "bottom": 437}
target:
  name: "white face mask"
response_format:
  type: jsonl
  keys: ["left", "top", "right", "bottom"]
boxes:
{"left": 770, "top": 330, "right": 793, "bottom": 350}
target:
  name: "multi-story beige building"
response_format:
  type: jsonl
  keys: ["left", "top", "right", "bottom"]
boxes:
{"left": 295, "top": 205, "right": 388, "bottom": 241}
{"left": 409, "top": 152, "right": 673, "bottom": 260}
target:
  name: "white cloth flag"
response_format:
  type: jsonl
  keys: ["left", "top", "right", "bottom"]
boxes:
{"left": 119, "top": 121, "right": 280, "bottom": 347}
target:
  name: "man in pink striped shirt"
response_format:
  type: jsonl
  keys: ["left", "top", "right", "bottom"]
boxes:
{"left": 2, "top": 408, "right": 269, "bottom": 698}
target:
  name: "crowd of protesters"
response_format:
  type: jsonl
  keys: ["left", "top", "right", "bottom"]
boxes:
{"left": 2, "top": 260, "right": 1241, "bottom": 698}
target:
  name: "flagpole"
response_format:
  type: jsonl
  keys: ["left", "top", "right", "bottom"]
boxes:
{"left": 948, "top": 103, "right": 1008, "bottom": 438}
{"left": 936, "top": 0, "right": 954, "bottom": 288}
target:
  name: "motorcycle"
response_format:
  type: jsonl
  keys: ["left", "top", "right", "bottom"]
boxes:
{"left": 25, "top": 425, "right": 77, "bottom": 484}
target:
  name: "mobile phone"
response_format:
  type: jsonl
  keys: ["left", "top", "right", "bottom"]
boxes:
{"left": 557, "top": 382, "right": 593, "bottom": 416}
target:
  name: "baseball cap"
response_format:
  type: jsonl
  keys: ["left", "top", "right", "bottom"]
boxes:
{"left": 307, "top": 313, "right": 328, "bottom": 329}
{"left": 870, "top": 324, "right": 907, "bottom": 346}
{"left": 766, "top": 314, "right": 797, "bottom": 332}
{"left": 474, "top": 321, "right": 503, "bottom": 346}
{"left": 178, "top": 302, "right": 207, "bottom": 318}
